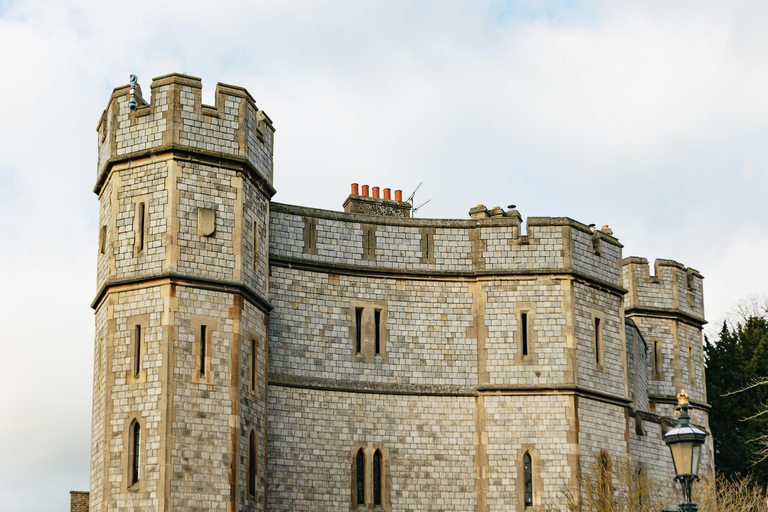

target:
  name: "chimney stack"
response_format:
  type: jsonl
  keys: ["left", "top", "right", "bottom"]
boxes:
{"left": 343, "top": 182, "right": 412, "bottom": 217}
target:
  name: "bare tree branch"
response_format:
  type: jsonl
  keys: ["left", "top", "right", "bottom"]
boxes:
{"left": 722, "top": 377, "right": 768, "bottom": 396}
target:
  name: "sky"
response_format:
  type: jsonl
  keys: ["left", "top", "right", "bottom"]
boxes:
{"left": 0, "top": 1, "right": 766, "bottom": 510}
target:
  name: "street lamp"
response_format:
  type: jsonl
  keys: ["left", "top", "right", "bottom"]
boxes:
{"left": 663, "top": 389, "right": 708, "bottom": 512}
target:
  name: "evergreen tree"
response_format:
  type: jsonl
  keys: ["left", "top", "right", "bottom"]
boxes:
{"left": 705, "top": 315, "right": 768, "bottom": 484}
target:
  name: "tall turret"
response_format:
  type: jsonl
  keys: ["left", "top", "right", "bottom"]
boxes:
{"left": 622, "top": 257, "right": 706, "bottom": 410}
{"left": 90, "top": 74, "right": 273, "bottom": 512}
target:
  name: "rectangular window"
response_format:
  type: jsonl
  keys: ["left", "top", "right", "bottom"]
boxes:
{"left": 253, "top": 222, "right": 259, "bottom": 271}
{"left": 594, "top": 317, "right": 602, "bottom": 365}
{"left": 521, "top": 312, "right": 528, "bottom": 357}
{"left": 99, "top": 225, "right": 107, "bottom": 254}
{"left": 200, "top": 325, "right": 207, "bottom": 376}
{"left": 653, "top": 340, "right": 661, "bottom": 377}
{"left": 355, "top": 308, "right": 363, "bottom": 354}
{"left": 303, "top": 217, "right": 317, "bottom": 254}
{"left": 136, "top": 202, "right": 146, "bottom": 253}
{"left": 374, "top": 310, "right": 381, "bottom": 355}
{"left": 688, "top": 346, "right": 695, "bottom": 385}
{"left": 251, "top": 338, "right": 257, "bottom": 392}
{"left": 131, "top": 422, "right": 141, "bottom": 485}
{"left": 134, "top": 325, "right": 142, "bottom": 377}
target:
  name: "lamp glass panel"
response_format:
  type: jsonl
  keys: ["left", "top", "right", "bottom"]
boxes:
{"left": 667, "top": 444, "right": 679, "bottom": 475}
{"left": 691, "top": 443, "right": 702, "bottom": 476}
{"left": 670, "top": 442, "right": 693, "bottom": 475}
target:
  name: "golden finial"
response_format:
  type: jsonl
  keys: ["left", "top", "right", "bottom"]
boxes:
{"left": 677, "top": 389, "right": 690, "bottom": 406}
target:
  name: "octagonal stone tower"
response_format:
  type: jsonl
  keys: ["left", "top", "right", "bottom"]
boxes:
{"left": 90, "top": 73, "right": 274, "bottom": 512}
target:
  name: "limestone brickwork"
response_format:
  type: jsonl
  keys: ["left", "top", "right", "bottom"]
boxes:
{"left": 70, "top": 491, "right": 90, "bottom": 512}
{"left": 84, "top": 74, "right": 713, "bottom": 512}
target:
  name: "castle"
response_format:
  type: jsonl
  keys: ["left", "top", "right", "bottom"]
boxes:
{"left": 81, "top": 73, "right": 713, "bottom": 511}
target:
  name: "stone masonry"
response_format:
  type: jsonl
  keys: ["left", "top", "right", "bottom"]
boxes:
{"left": 82, "top": 74, "right": 713, "bottom": 511}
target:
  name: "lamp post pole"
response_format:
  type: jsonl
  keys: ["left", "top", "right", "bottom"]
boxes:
{"left": 662, "top": 390, "right": 708, "bottom": 512}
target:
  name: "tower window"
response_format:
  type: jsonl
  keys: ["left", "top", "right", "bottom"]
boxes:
{"left": 356, "top": 448, "right": 365, "bottom": 505}
{"left": 521, "top": 312, "right": 529, "bottom": 357}
{"left": 350, "top": 301, "right": 388, "bottom": 363}
{"left": 99, "top": 225, "right": 107, "bottom": 254}
{"left": 352, "top": 445, "right": 389, "bottom": 509}
{"left": 523, "top": 452, "right": 533, "bottom": 507}
{"left": 200, "top": 325, "right": 207, "bottom": 377}
{"left": 594, "top": 317, "right": 602, "bottom": 365}
{"left": 303, "top": 217, "right": 317, "bottom": 254}
{"left": 248, "top": 430, "right": 257, "bottom": 497}
{"left": 420, "top": 227, "right": 436, "bottom": 263}
{"left": 251, "top": 338, "right": 257, "bottom": 393}
{"left": 688, "top": 345, "right": 695, "bottom": 385}
{"left": 136, "top": 202, "right": 146, "bottom": 254}
{"left": 373, "top": 449, "right": 382, "bottom": 506}
{"left": 130, "top": 421, "right": 141, "bottom": 485}
{"left": 598, "top": 451, "right": 613, "bottom": 496}
{"left": 355, "top": 308, "right": 363, "bottom": 354}
{"left": 253, "top": 222, "right": 260, "bottom": 271}
{"left": 652, "top": 339, "right": 662, "bottom": 378}
{"left": 134, "top": 325, "right": 142, "bottom": 377}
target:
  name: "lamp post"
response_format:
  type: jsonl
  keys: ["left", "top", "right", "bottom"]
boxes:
{"left": 662, "top": 389, "right": 708, "bottom": 512}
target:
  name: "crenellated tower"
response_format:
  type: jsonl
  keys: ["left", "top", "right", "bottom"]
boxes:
{"left": 622, "top": 257, "right": 706, "bottom": 410}
{"left": 90, "top": 73, "right": 274, "bottom": 512}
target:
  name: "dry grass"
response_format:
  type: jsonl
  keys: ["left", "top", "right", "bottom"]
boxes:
{"left": 554, "top": 453, "right": 768, "bottom": 512}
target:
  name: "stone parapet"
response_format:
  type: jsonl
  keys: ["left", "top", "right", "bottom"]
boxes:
{"left": 622, "top": 257, "right": 704, "bottom": 324}
{"left": 95, "top": 73, "right": 274, "bottom": 195}
{"left": 269, "top": 203, "right": 624, "bottom": 290}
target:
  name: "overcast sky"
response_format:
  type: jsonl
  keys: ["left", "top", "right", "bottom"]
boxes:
{"left": 1, "top": 1, "right": 766, "bottom": 510}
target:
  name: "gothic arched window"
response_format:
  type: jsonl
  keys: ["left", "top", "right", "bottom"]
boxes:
{"left": 356, "top": 448, "right": 365, "bottom": 505}
{"left": 373, "top": 449, "right": 382, "bottom": 506}
{"left": 523, "top": 452, "right": 533, "bottom": 507}
{"left": 130, "top": 421, "right": 141, "bottom": 485}
{"left": 248, "top": 430, "right": 257, "bottom": 497}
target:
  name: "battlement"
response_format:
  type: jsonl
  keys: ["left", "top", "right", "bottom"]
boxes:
{"left": 622, "top": 257, "right": 704, "bottom": 323}
{"left": 269, "top": 202, "right": 624, "bottom": 289}
{"left": 95, "top": 73, "right": 275, "bottom": 195}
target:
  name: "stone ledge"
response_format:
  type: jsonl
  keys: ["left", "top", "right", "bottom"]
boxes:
{"left": 624, "top": 306, "right": 706, "bottom": 327}
{"left": 91, "top": 273, "right": 272, "bottom": 313}
{"left": 269, "top": 256, "right": 627, "bottom": 296}
{"left": 269, "top": 373, "right": 634, "bottom": 406}
{"left": 94, "top": 147, "right": 276, "bottom": 198}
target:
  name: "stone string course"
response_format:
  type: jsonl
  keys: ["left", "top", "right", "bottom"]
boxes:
{"left": 87, "top": 74, "right": 713, "bottom": 512}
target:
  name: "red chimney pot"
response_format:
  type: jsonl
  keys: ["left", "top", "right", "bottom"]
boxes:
{"left": 395, "top": 190, "right": 402, "bottom": 201}
{"left": 383, "top": 188, "right": 391, "bottom": 200}
{"left": 361, "top": 185, "right": 369, "bottom": 197}
{"left": 351, "top": 183, "right": 359, "bottom": 195}
{"left": 372, "top": 186, "right": 380, "bottom": 198}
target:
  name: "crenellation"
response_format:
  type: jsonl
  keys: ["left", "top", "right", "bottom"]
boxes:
{"left": 622, "top": 257, "right": 704, "bottom": 321}
{"left": 96, "top": 74, "right": 275, "bottom": 197}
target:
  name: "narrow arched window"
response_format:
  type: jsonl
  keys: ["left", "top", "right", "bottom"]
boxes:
{"left": 598, "top": 451, "right": 613, "bottom": 499}
{"left": 248, "top": 430, "right": 257, "bottom": 497}
{"left": 523, "top": 452, "right": 533, "bottom": 507}
{"left": 356, "top": 448, "right": 365, "bottom": 505}
{"left": 373, "top": 449, "right": 382, "bottom": 506}
{"left": 131, "top": 422, "right": 141, "bottom": 485}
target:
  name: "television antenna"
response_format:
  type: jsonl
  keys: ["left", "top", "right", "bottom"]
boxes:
{"left": 407, "top": 182, "right": 431, "bottom": 217}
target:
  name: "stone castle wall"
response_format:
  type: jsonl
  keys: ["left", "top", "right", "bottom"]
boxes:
{"left": 87, "top": 74, "right": 713, "bottom": 512}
